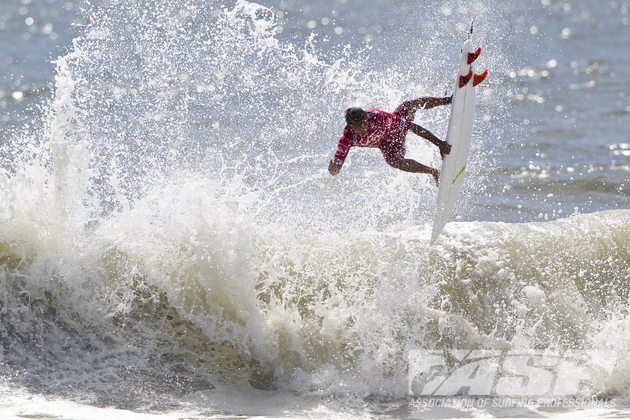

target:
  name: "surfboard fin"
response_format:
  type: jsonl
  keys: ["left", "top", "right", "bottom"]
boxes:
{"left": 459, "top": 71, "right": 473, "bottom": 88}
{"left": 467, "top": 47, "right": 481, "bottom": 65}
{"left": 473, "top": 69, "right": 488, "bottom": 87}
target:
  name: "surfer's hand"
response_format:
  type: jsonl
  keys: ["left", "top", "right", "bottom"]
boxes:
{"left": 328, "top": 159, "right": 341, "bottom": 176}
{"left": 439, "top": 141, "right": 452, "bottom": 160}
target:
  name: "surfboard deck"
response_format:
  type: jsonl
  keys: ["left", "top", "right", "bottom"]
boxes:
{"left": 430, "top": 37, "right": 486, "bottom": 245}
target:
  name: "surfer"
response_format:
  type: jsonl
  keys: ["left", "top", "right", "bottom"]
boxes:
{"left": 328, "top": 96, "right": 453, "bottom": 185}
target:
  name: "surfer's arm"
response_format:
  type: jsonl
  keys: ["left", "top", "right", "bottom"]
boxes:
{"left": 329, "top": 133, "right": 352, "bottom": 176}
{"left": 409, "top": 123, "right": 452, "bottom": 159}
{"left": 328, "top": 159, "right": 342, "bottom": 176}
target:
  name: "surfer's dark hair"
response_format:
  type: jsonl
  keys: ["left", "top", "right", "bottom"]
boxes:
{"left": 345, "top": 107, "right": 367, "bottom": 125}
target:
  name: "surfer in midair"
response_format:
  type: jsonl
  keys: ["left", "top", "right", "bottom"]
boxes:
{"left": 328, "top": 96, "right": 453, "bottom": 186}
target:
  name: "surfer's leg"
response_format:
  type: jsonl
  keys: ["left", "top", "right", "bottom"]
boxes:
{"left": 381, "top": 142, "right": 439, "bottom": 186}
{"left": 394, "top": 97, "right": 451, "bottom": 120}
{"left": 387, "top": 156, "right": 440, "bottom": 186}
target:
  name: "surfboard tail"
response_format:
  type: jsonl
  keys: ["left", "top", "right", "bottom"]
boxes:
{"left": 459, "top": 71, "right": 473, "bottom": 88}
{"left": 467, "top": 47, "right": 481, "bottom": 65}
{"left": 473, "top": 69, "right": 488, "bottom": 87}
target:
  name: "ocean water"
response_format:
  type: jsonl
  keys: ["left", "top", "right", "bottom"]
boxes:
{"left": 1, "top": 0, "right": 630, "bottom": 418}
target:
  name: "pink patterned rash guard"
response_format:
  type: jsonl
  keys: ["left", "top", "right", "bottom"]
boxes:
{"left": 333, "top": 108, "right": 412, "bottom": 167}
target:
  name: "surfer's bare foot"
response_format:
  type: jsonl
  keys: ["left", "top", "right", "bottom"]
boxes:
{"left": 433, "top": 169, "right": 440, "bottom": 187}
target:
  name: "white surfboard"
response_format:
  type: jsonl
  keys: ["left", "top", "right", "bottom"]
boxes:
{"left": 430, "top": 37, "right": 486, "bottom": 245}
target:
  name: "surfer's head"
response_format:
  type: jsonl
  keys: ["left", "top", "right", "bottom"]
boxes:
{"left": 346, "top": 107, "right": 366, "bottom": 125}
{"left": 345, "top": 107, "right": 368, "bottom": 137}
